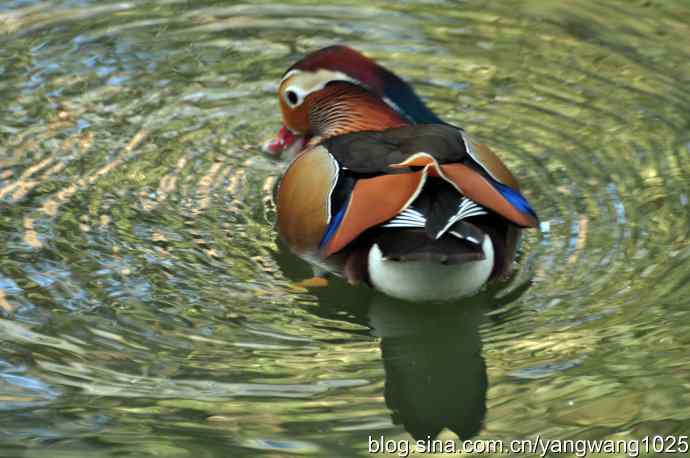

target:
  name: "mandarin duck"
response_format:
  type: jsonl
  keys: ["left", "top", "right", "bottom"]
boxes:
{"left": 264, "top": 46, "right": 538, "bottom": 301}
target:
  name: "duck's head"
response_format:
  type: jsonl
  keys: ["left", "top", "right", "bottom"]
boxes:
{"left": 263, "top": 45, "right": 439, "bottom": 157}
{"left": 262, "top": 68, "right": 351, "bottom": 157}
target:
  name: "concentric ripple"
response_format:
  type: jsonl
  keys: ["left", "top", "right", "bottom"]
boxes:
{"left": 1, "top": 0, "right": 689, "bottom": 456}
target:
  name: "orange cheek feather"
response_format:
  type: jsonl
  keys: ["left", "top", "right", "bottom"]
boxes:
{"left": 279, "top": 96, "right": 310, "bottom": 134}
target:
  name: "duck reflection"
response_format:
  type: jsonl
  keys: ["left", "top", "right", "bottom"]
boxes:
{"left": 369, "top": 296, "right": 486, "bottom": 440}
{"left": 273, "top": 241, "right": 530, "bottom": 440}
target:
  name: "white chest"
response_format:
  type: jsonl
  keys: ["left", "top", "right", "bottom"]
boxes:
{"left": 367, "top": 237, "right": 494, "bottom": 302}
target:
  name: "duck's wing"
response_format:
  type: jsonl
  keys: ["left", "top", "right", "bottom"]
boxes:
{"left": 324, "top": 124, "right": 519, "bottom": 187}
{"left": 317, "top": 125, "right": 538, "bottom": 255}
{"left": 277, "top": 125, "right": 538, "bottom": 259}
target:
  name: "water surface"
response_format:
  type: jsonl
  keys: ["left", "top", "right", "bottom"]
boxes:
{"left": 1, "top": 0, "right": 689, "bottom": 456}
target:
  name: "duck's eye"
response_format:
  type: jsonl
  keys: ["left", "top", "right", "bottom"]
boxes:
{"left": 285, "top": 89, "right": 300, "bottom": 107}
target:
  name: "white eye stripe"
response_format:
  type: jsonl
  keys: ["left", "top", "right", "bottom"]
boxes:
{"left": 280, "top": 69, "right": 360, "bottom": 108}
{"left": 280, "top": 69, "right": 300, "bottom": 84}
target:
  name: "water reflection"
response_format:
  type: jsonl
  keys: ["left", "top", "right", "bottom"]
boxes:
{"left": 305, "top": 272, "right": 531, "bottom": 441}
{"left": 371, "top": 298, "right": 486, "bottom": 440}
{"left": 2, "top": 0, "right": 690, "bottom": 455}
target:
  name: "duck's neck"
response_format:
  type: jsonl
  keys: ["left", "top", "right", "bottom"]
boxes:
{"left": 308, "top": 83, "right": 409, "bottom": 140}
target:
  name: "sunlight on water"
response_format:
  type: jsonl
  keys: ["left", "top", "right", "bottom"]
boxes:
{"left": 1, "top": 0, "right": 689, "bottom": 456}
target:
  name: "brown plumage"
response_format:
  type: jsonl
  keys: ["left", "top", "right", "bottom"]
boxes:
{"left": 277, "top": 119, "right": 537, "bottom": 282}
{"left": 308, "top": 83, "right": 409, "bottom": 138}
{"left": 276, "top": 146, "right": 338, "bottom": 257}
{"left": 267, "top": 47, "right": 538, "bottom": 297}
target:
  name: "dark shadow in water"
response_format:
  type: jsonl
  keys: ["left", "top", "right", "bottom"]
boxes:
{"left": 276, "top": 242, "right": 530, "bottom": 440}
{"left": 275, "top": 242, "right": 532, "bottom": 440}
{"left": 369, "top": 297, "right": 487, "bottom": 440}
{"left": 309, "top": 283, "right": 495, "bottom": 440}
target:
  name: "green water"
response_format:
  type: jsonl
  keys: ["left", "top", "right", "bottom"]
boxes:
{"left": 1, "top": 0, "right": 689, "bottom": 456}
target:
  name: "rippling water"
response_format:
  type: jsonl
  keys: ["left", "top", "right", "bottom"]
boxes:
{"left": 1, "top": 0, "right": 689, "bottom": 456}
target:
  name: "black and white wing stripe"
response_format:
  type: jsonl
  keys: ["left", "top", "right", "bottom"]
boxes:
{"left": 381, "top": 207, "right": 426, "bottom": 228}
{"left": 383, "top": 197, "right": 487, "bottom": 242}
{"left": 435, "top": 198, "right": 486, "bottom": 239}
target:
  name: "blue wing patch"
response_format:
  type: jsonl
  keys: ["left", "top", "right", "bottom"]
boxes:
{"left": 491, "top": 180, "right": 539, "bottom": 222}
{"left": 319, "top": 203, "right": 348, "bottom": 250}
